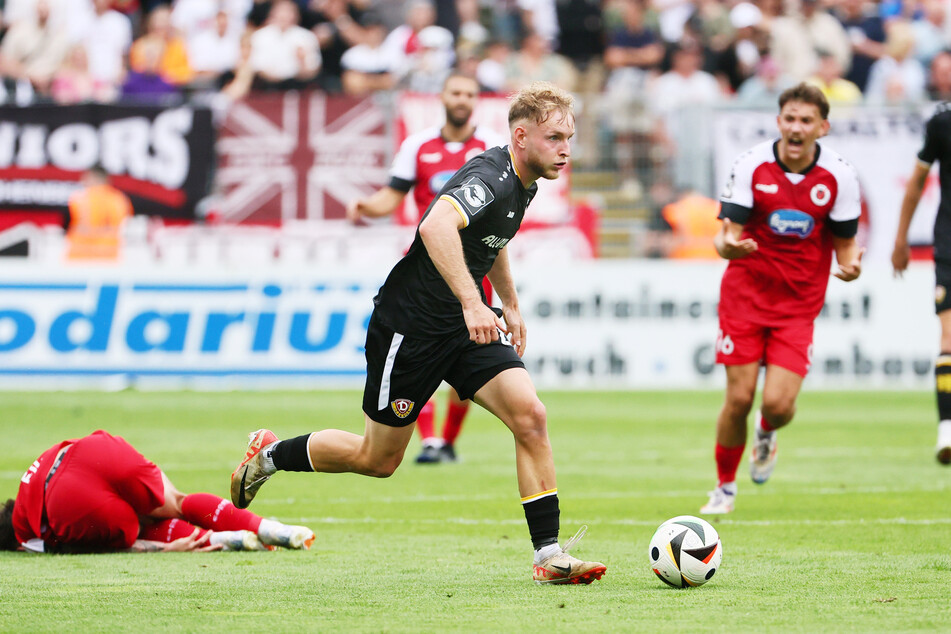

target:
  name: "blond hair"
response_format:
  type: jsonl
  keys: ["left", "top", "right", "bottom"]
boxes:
{"left": 508, "top": 81, "right": 574, "bottom": 128}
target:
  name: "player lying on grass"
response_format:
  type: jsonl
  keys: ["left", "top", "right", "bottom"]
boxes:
{"left": 232, "top": 82, "right": 606, "bottom": 585}
{"left": 0, "top": 430, "right": 314, "bottom": 553}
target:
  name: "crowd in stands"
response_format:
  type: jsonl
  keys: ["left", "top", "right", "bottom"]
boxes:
{"left": 1, "top": 0, "right": 950, "bottom": 246}
{"left": 2, "top": 0, "right": 950, "bottom": 106}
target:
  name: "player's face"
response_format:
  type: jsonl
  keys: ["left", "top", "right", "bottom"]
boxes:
{"left": 442, "top": 77, "right": 478, "bottom": 128}
{"left": 776, "top": 100, "right": 830, "bottom": 170}
{"left": 521, "top": 110, "right": 574, "bottom": 181}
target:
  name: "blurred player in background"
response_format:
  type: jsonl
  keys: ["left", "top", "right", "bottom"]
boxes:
{"left": 0, "top": 430, "right": 314, "bottom": 553}
{"left": 347, "top": 72, "right": 506, "bottom": 464}
{"left": 891, "top": 102, "right": 951, "bottom": 465}
{"left": 702, "top": 83, "right": 864, "bottom": 514}
{"left": 235, "top": 82, "right": 607, "bottom": 585}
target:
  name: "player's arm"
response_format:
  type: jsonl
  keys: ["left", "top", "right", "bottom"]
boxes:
{"left": 487, "top": 246, "right": 526, "bottom": 356}
{"left": 419, "top": 199, "right": 506, "bottom": 345}
{"left": 126, "top": 529, "right": 221, "bottom": 553}
{"left": 346, "top": 186, "right": 407, "bottom": 222}
{"left": 713, "top": 217, "right": 758, "bottom": 259}
{"left": 832, "top": 236, "right": 864, "bottom": 282}
{"left": 892, "top": 160, "right": 931, "bottom": 276}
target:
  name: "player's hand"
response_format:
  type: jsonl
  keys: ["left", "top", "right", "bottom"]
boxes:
{"left": 164, "top": 528, "right": 222, "bottom": 553}
{"left": 891, "top": 241, "right": 910, "bottom": 278}
{"left": 716, "top": 218, "right": 758, "bottom": 259}
{"left": 463, "top": 302, "right": 506, "bottom": 345}
{"left": 502, "top": 305, "right": 527, "bottom": 357}
{"left": 345, "top": 199, "right": 360, "bottom": 223}
{"left": 834, "top": 247, "right": 865, "bottom": 282}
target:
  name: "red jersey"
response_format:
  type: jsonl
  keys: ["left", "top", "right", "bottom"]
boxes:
{"left": 718, "top": 140, "right": 861, "bottom": 324}
{"left": 389, "top": 125, "right": 507, "bottom": 225}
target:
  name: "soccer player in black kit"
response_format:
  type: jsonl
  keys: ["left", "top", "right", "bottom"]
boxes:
{"left": 892, "top": 102, "right": 951, "bottom": 464}
{"left": 230, "top": 82, "right": 607, "bottom": 585}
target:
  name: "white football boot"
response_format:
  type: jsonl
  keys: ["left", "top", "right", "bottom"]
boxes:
{"left": 749, "top": 430, "right": 778, "bottom": 484}
{"left": 700, "top": 486, "right": 736, "bottom": 514}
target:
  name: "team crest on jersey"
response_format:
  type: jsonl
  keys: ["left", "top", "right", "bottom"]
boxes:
{"left": 391, "top": 399, "right": 415, "bottom": 419}
{"left": 768, "top": 209, "right": 815, "bottom": 238}
{"left": 810, "top": 183, "right": 831, "bottom": 206}
{"left": 451, "top": 176, "right": 495, "bottom": 217}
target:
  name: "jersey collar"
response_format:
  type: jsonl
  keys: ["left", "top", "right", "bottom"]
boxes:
{"left": 773, "top": 139, "right": 821, "bottom": 175}
{"left": 507, "top": 146, "right": 524, "bottom": 182}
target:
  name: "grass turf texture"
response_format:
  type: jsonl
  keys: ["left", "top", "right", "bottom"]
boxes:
{"left": 0, "top": 390, "right": 948, "bottom": 633}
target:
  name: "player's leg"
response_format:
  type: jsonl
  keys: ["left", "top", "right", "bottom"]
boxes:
{"left": 749, "top": 323, "right": 811, "bottom": 484}
{"left": 701, "top": 361, "right": 759, "bottom": 514}
{"left": 470, "top": 365, "right": 605, "bottom": 584}
{"left": 438, "top": 386, "right": 470, "bottom": 462}
{"left": 934, "top": 271, "right": 951, "bottom": 464}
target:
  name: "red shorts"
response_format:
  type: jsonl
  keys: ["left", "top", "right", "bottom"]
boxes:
{"left": 715, "top": 315, "right": 814, "bottom": 377}
{"left": 44, "top": 431, "right": 165, "bottom": 550}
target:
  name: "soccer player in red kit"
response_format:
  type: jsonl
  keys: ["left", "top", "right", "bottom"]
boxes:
{"left": 701, "top": 83, "right": 865, "bottom": 514}
{"left": 347, "top": 72, "right": 506, "bottom": 464}
{"left": 0, "top": 430, "right": 314, "bottom": 553}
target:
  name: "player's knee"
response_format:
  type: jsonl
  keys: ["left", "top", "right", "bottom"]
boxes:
{"left": 725, "top": 390, "right": 755, "bottom": 417}
{"left": 361, "top": 454, "right": 402, "bottom": 478}
{"left": 761, "top": 398, "right": 795, "bottom": 424}
{"left": 510, "top": 399, "right": 548, "bottom": 444}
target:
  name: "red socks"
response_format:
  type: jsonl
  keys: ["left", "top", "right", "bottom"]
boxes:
{"left": 715, "top": 443, "right": 745, "bottom": 487}
{"left": 181, "top": 493, "right": 263, "bottom": 533}
{"left": 442, "top": 399, "right": 469, "bottom": 447}
{"left": 416, "top": 400, "right": 436, "bottom": 441}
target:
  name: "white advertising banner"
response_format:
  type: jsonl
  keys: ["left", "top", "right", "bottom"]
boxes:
{"left": 713, "top": 107, "right": 939, "bottom": 264}
{"left": 0, "top": 261, "right": 936, "bottom": 390}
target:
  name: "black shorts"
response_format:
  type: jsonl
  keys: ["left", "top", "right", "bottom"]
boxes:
{"left": 362, "top": 311, "right": 525, "bottom": 427}
{"left": 937, "top": 260, "right": 951, "bottom": 314}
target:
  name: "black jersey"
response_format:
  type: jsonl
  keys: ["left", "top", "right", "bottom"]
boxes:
{"left": 373, "top": 145, "right": 537, "bottom": 336}
{"left": 918, "top": 103, "right": 951, "bottom": 261}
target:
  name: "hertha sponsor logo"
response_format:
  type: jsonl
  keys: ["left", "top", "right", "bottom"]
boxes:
{"left": 391, "top": 398, "right": 415, "bottom": 419}
{"left": 768, "top": 209, "right": 815, "bottom": 238}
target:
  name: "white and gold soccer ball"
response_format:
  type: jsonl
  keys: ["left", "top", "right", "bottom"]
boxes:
{"left": 648, "top": 515, "right": 722, "bottom": 588}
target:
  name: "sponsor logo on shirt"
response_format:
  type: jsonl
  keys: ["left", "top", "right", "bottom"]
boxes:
{"left": 755, "top": 183, "right": 778, "bottom": 194}
{"left": 429, "top": 169, "right": 455, "bottom": 194}
{"left": 420, "top": 152, "right": 443, "bottom": 163}
{"left": 451, "top": 176, "right": 495, "bottom": 218}
{"left": 482, "top": 235, "right": 510, "bottom": 249}
{"left": 391, "top": 398, "right": 415, "bottom": 419}
{"left": 768, "top": 209, "right": 815, "bottom": 238}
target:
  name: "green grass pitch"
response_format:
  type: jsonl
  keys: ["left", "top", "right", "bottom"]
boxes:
{"left": 0, "top": 390, "right": 948, "bottom": 632}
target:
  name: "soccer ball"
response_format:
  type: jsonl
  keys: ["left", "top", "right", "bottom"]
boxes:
{"left": 648, "top": 515, "right": 722, "bottom": 588}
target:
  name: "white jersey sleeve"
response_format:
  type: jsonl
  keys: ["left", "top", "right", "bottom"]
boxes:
{"left": 389, "top": 128, "right": 440, "bottom": 184}
{"left": 719, "top": 146, "right": 760, "bottom": 210}
{"left": 824, "top": 151, "right": 862, "bottom": 223}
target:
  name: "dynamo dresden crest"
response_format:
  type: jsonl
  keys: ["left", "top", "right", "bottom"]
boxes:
{"left": 391, "top": 398, "right": 415, "bottom": 419}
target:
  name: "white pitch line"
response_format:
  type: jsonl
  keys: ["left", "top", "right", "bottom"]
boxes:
{"left": 287, "top": 516, "right": 951, "bottom": 527}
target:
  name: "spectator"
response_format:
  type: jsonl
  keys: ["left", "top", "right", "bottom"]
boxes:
{"left": 0, "top": 0, "right": 70, "bottom": 98}
{"left": 476, "top": 39, "right": 511, "bottom": 93}
{"left": 807, "top": 50, "right": 863, "bottom": 104}
{"left": 171, "top": 0, "right": 251, "bottom": 40}
{"left": 770, "top": 0, "right": 852, "bottom": 81}
{"left": 659, "top": 189, "right": 721, "bottom": 259}
{"left": 340, "top": 11, "right": 394, "bottom": 95}
{"left": 603, "top": 0, "right": 664, "bottom": 188}
{"left": 83, "top": 0, "right": 133, "bottom": 92}
{"left": 503, "top": 31, "right": 577, "bottom": 91}
{"left": 305, "top": 0, "right": 369, "bottom": 93}
{"left": 865, "top": 19, "right": 926, "bottom": 103}
{"left": 651, "top": 0, "right": 695, "bottom": 44}
{"left": 383, "top": 0, "right": 438, "bottom": 80}
{"left": 403, "top": 24, "right": 456, "bottom": 93}
{"left": 456, "top": 0, "right": 489, "bottom": 50}
{"left": 519, "top": 0, "right": 559, "bottom": 47}
{"left": 555, "top": 0, "right": 605, "bottom": 94}
{"left": 713, "top": 2, "right": 766, "bottom": 93}
{"left": 835, "top": 0, "right": 886, "bottom": 93}
{"left": 735, "top": 55, "right": 796, "bottom": 106}
{"left": 51, "top": 44, "right": 116, "bottom": 104}
{"left": 249, "top": 0, "right": 321, "bottom": 91}
{"left": 911, "top": 0, "right": 947, "bottom": 68}
{"left": 187, "top": 9, "right": 243, "bottom": 88}
{"left": 129, "top": 5, "right": 194, "bottom": 87}
{"left": 65, "top": 165, "right": 133, "bottom": 261}
{"left": 927, "top": 49, "right": 951, "bottom": 101}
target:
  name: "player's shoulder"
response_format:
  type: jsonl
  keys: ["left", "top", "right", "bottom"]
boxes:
{"left": 815, "top": 142, "right": 859, "bottom": 183}
{"left": 399, "top": 127, "right": 443, "bottom": 154}
{"left": 927, "top": 101, "right": 951, "bottom": 122}
{"left": 473, "top": 126, "right": 508, "bottom": 149}
{"left": 451, "top": 146, "right": 515, "bottom": 194}
{"left": 730, "top": 139, "right": 776, "bottom": 174}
